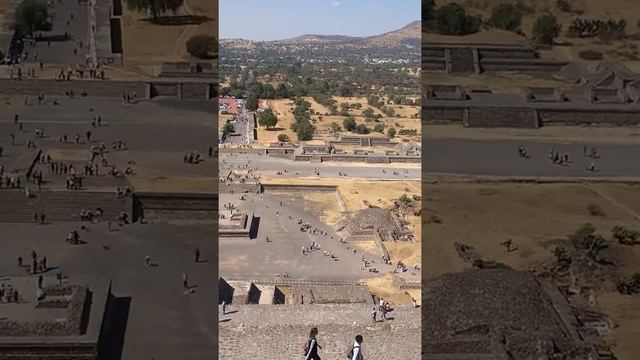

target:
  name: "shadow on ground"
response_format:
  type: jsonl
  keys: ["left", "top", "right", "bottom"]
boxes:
{"left": 99, "top": 296, "right": 132, "bottom": 360}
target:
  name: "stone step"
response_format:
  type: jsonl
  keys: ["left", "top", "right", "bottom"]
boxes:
{"left": 0, "top": 190, "right": 126, "bottom": 222}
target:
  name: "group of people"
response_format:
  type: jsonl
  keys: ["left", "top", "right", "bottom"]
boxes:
{"left": 183, "top": 151, "right": 203, "bottom": 164}
{"left": 304, "top": 328, "right": 364, "bottom": 360}
{"left": 0, "top": 282, "right": 21, "bottom": 304}
{"left": 17, "top": 250, "right": 47, "bottom": 275}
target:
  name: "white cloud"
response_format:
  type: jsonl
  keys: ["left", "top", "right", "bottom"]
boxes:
{"left": 332, "top": 1, "right": 341, "bottom": 6}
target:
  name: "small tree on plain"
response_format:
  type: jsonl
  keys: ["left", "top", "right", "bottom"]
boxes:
{"left": 186, "top": 35, "right": 217, "bottom": 59}
{"left": 14, "top": 0, "right": 51, "bottom": 35}
{"left": 296, "top": 120, "right": 315, "bottom": 141}
{"left": 258, "top": 108, "right": 278, "bottom": 129}
{"left": 489, "top": 3, "right": 522, "bottom": 31}
{"left": 387, "top": 127, "right": 397, "bottom": 138}
{"left": 533, "top": 14, "right": 562, "bottom": 45}
{"left": 342, "top": 116, "right": 357, "bottom": 132}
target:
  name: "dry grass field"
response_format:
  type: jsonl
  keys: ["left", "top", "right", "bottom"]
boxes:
{"left": 259, "top": 97, "right": 420, "bottom": 145}
{"left": 121, "top": 0, "right": 217, "bottom": 73}
{"left": 425, "top": 182, "right": 640, "bottom": 359}
{"left": 431, "top": 0, "right": 640, "bottom": 63}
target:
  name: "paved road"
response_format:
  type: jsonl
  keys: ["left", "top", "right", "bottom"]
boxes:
{"left": 221, "top": 153, "right": 421, "bottom": 180}
{"left": 424, "top": 138, "right": 640, "bottom": 177}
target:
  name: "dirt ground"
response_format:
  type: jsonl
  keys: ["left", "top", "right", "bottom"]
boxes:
{"left": 425, "top": 182, "right": 640, "bottom": 359}
{"left": 121, "top": 0, "right": 217, "bottom": 72}
{"left": 260, "top": 97, "right": 420, "bottom": 145}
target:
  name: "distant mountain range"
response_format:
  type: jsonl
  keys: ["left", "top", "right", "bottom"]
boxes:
{"left": 221, "top": 21, "right": 420, "bottom": 49}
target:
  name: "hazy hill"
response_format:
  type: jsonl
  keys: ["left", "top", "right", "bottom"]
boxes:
{"left": 221, "top": 21, "right": 420, "bottom": 49}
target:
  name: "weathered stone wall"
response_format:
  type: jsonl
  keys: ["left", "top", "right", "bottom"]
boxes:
{"left": 133, "top": 193, "right": 216, "bottom": 221}
{"left": 480, "top": 60, "right": 569, "bottom": 73}
{"left": 538, "top": 108, "right": 640, "bottom": 125}
{"left": 467, "top": 106, "right": 537, "bottom": 128}
{"left": 424, "top": 104, "right": 640, "bottom": 127}
{"left": 422, "top": 106, "right": 465, "bottom": 122}
{"left": 0, "top": 78, "right": 146, "bottom": 97}
{"left": 478, "top": 48, "right": 536, "bottom": 59}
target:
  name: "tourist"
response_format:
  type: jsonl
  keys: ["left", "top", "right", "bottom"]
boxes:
{"left": 145, "top": 256, "right": 151, "bottom": 267}
{"left": 182, "top": 273, "right": 188, "bottom": 290}
{"left": 304, "top": 327, "right": 322, "bottom": 360}
{"left": 194, "top": 248, "right": 200, "bottom": 263}
{"left": 221, "top": 300, "right": 226, "bottom": 315}
{"left": 371, "top": 307, "right": 377, "bottom": 323}
{"left": 350, "top": 335, "right": 364, "bottom": 360}
{"left": 412, "top": 298, "right": 418, "bottom": 308}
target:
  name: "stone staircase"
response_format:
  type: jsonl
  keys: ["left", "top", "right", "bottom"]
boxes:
{"left": 0, "top": 190, "right": 126, "bottom": 222}
{"left": 0, "top": 343, "right": 97, "bottom": 360}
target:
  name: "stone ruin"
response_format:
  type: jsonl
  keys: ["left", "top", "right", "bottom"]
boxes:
{"left": 218, "top": 210, "right": 254, "bottom": 238}
{"left": 218, "top": 278, "right": 372, "bottom": 306}
{"left": 424, "top": 268, "right": 616, "bottom": 359}
{"left": 0, "top": 277, "right": 112, "bottom": 360}
{"left": 424, "top": 61, "right": 640, "bottom": 127}
{"left": 336, "top": 207, "right": 413, "bottom": 242}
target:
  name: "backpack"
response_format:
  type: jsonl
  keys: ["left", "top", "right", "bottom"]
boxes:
{"left": 347, "top": 344, "right": 360, "bottom": 359}
{"left": 303, "top": 339, "right": 311, "bottom": 355}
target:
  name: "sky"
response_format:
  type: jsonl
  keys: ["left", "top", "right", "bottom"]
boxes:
{"left": 220, "top": 0, "right": 420, "bottom": 41}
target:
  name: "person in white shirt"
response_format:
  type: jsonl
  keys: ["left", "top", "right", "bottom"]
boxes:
{"left": 351, "top": 335, "right": 363, "bottom": 360}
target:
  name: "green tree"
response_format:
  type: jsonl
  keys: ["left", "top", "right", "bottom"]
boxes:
{"left": 362, "top": 107, "right": 376, "bottom": 121}
{"left": 245, "top": 93, "right": 259, "bottom": 111}
{"left": 533, "top": 14, "right": 562, "bottom": 45}
{"left": 423, "top": 0, "right": 436, "bottom": 21}
{"left": 14, "top": 0, "right": 51, "bottom": 35}
{"left": 387, "top": 127, "right": 397, "bottom": 138}
{"left": 355, "top": 124, "right": 370, "bottom": 134}
{"left": 343, "top": 116, "right": 357, "bottom": 132}
{"left": 186, "top": 35, "right": 217, "bottom": 59}
{"left": 435, "top": 3, "right": 480, "bottom": 35}
{"left": 373, "top": 123, "right": 384, "bottom": 133}
{"left": 489, "top": 3, "right": 522, "bottom": 31}
{"left": 126, "top": 0, "right": 183, "bottom": 19}
{"left": 222, "top": 123, "right": 235, "bottom": 136}
{"left": 296, "top": 120, "right": 315, "bottom": 141}
{"left": 258, "top": 108, "right": 278, "bottom": 129}
{"left": 339, "top": 102, "right": 350, "bottom": 116}
{"left": 330, "top": 122, "right": 341, "bottom": 132}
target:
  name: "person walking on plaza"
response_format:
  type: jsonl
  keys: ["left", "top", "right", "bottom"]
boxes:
{"left": 221, "top": 300, "right": 226, "bottom": 315}
{"left": 194, "top": 248, "right": 200, "bottom": 263}
{"left": 349, "top": 335, "right": 364, "bottom": 360}
{"left": 371, "top": 307, "right": 377, "bottom": 323}
{"left": 304, "top": 327, "right": 322, "bottom": 360}
{"left": 182, "top": 273, "right": 188, "bottom": 290}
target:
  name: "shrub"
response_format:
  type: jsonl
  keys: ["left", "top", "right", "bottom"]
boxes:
{"left": 587, "top": 203, "right": 605, "bottom": 217}
{"left": 373, "top": 124, "right": 384, "bottom": 133}
{"left": 612, "top": 225, "right": 640, "bottom": 245}
{"left": 186, "top": 35, "right": 217, "bottom": 59}
{"left": 354, "top": 124, "right": 370, "bottom": 134}
{"left": 387, "top": 127, "right": 396, "bottom": 138}
{"left": 533, "top": 14, "right": 561, "bottom": 45}
{"left": 489, "top": 3, "right": 522, "bottom": 31}
{"left": 277, "top": 134, "right": 289, "bottom": 142}
{"left": 434, "top": 3, "right": 480, "bottom": 35}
